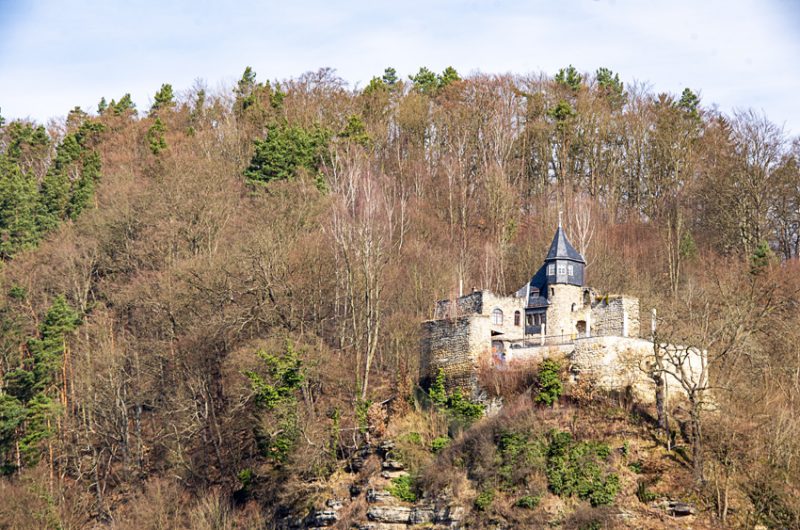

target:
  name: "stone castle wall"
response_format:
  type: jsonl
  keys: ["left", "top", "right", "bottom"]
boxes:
{"left": 571, "top": 336, "right": 705, "bottom": 403}
{"left": 420, "top": 316, "right": 492, "bottom": 397}
{"left": 591, "top": 295, "right": 640, "bottom": 338}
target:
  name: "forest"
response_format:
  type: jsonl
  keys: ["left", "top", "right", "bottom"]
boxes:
{"left": 0, "top": 64, "right": 799, "bottom": 528}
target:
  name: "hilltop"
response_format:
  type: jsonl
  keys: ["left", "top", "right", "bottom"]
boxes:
{"left": 0, "top": 66, "right": 799, "bottom": 528}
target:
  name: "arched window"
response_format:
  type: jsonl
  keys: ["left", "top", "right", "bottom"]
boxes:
{"left": 514, "top": 311, "right": 521, "bottom": 326}
{"left": 492, "top": 308, "right": 504, "bottom": 325}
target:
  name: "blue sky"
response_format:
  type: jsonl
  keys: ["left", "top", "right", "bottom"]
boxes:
{"left": 1, "top": 0, "right": 798, "bottom": 135}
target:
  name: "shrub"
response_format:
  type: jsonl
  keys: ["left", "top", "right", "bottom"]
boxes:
{"left": 431, "top": 437, "right": 450, "bottom": 453}
{"left": 545, "top": 430, "right": 620, "bottom": 507}
{"left": 535, "top": 360, "right": 563, "bottom": 406}
{"left": 515, "top": 495, "right": 541, "bottom": 509}
{"left": 402, "top": 432, "right": 422, "bottom": 445}
{"left": 387, "top": 475, "right": 417, "bottom": 502}
{"left": 474, "top": 489, "right": 495, "bottom": 511}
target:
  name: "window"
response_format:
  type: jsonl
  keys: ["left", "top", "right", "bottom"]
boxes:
{"left": 530, "top": 288, "right": 539, "bottom": 298}
{"left": 547, "top": 264, "right": 555, "bottom": 275}
{"left": 550, "top": 287, "right": 554, "bottom": 296}
{"left": 526, "top": 314, "right": 534, "bottom": 326}
{"left": 567, "top": 264, "right": 574, "bottom": 276}
{"left": 557, "top": 262, "right": 567, "bottom": 275}
{"left": 514, "top": 311, "right": 521, "bottom": 326}
{"left": 571, "top": 303, "right": 576, "bottom": 312}
{"left": 492, "top": 308, "right": 503, "bottom": 325}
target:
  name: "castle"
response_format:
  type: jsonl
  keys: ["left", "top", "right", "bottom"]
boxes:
{"left": 420, "top": 224, "right": 706, "bottom": 404}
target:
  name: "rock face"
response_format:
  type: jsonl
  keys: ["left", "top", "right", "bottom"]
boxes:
{"left": 280, "top": 439, "right": 466, "bottom": 529}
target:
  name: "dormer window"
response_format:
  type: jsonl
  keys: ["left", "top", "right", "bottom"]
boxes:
{"left": 491, "top": 308, "right": 504, "bottom": 325}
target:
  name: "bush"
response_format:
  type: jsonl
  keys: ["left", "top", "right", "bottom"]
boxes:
{"left": 387, "top": 475, "right": 417, "bottom": 502}
{"left": 431, "top": 436, "right": 450, "bottom": 453}
{"left": 535, "top": 359, "right": 563, "bottom": 406}
{"left": 546, "top": 430, "right": 620, "bottom": 506}
{"left": 474, "top": 489, "right": 495, "bottom": 511}
{"left": 515, "top": 495, "right": 541, "bottom": 509}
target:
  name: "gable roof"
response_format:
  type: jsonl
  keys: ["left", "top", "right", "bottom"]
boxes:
{"left": 544, "top": 225, "right": 585, "bottom": 263}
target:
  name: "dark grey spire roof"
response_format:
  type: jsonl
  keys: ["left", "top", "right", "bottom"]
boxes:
{"left": 544, "top": 225, "right": 585, "bottom": 263}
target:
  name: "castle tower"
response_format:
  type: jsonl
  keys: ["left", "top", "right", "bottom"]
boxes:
{"left": 525, "top": 222, "right": 587, "bottom": 338}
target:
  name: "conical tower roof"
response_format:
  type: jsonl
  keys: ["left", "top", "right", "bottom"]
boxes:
{"left": 544, "top": 225, "right": 585, "bottom": 263}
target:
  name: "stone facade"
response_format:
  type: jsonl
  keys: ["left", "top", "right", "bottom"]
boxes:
{"left": 590, "top": 295, "right": 640, "bottom": 338}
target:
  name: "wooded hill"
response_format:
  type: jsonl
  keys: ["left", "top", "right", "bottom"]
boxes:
{"left": 0, "top": 65, "right": 798, "bottom": 528}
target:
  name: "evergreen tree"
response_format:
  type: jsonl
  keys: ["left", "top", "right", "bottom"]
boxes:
{"left": 0, "top": 156, "right": 40, "bottom": 258}
{"left": 381, "top": 67, "right": 398, "bottom": 86}
{"left": 97, "top": 97, "right": 108, "bottom": 114}
{"left": 410, "top": 67, "right": 439, "bottom": 95}
{"left": 555, "top": 64, "right": 583, "bottom": 91}
{"left": 146, "top": 117, "right": 168, "bottom": 155}
{"left": 245, "top": 123, "right": 331, "bottom": 183}
{"left": 151, "top": 83, "right": 176, "bottom": 114}
{"left": 439, "top": 66, "right": 461, "bottom": 88}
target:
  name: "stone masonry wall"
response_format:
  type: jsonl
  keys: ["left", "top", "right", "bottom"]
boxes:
{"left": 591, "top": 295, "right": 640, "bottom": 338}
{"left": 546, "top": 284, "right": 583, "bottom": 338}
{"left": 420, "top": 316, "right": 491, "bottom": 396}
{"left": 434, "top": 291, "right": 483, "bottom": 319}
{"left": 570, "top": 336, "right": 705, "bottom": 403}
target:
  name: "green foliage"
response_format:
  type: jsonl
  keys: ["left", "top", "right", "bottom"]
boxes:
{"left": 427, "top": 369, "right": 484, "bottom": 424}
{"left": 410, "top": 67, "right": 439, "bottom": 94}
{"left": 382, "top": 67, "right": 398, "bottom": 86}
{"left": 0, "top": 156, "right": 40, "bottom": 258}
{"left": 534, "top": 359, "right": 563, "bottom": 407}
{"left": 431, "top": 436, "right": 450, "bottom": 453}
{"left": 548, "top": 100, "right": 575, "bottom": 125}
{"left": 555, "top": 65, "right": 583, "bottom": 91}
{"left": 750, "top": 240, "right": 775, "bottom": 274}
{"left": 355, "top": 398, "right": 371, "bottom": 434}
{"left": 387, "top": 474, "right": 417, "bottom": 502}
{"left": 146, "top": 117, "right": 168, "bottom": 155}
{"left": 678, "top": 88, "right": 701, "bottom": 119}
{"left": 402, "top": 431, "right": 422, "bottom": 445}
{"left": 245, "top": 123, "right": 330, "bottom": 184}
{"left": 515, "top": 495, "right": 541, "bottom": 509}
{"left": 109, "top": 93, "right": 136, "bottom": 116}
{"left": 28, "top": 295, "right": 80, "bottom": 392}
{"left": 628, "top": 460, "right": 643, "bottom": 473}
{"left": 246, "top": 342, "right": 305, "bottom": 464}
{"left": 245, "top": 343, "right": 304, "bottom": 410}
{"left": 446, "top": 389, "right": 485, "bottom": 423}
{"left": 474, "top": 488, "right": 495, "bottom": 511}
{"left": 339, "top": 114, "right": 370, "bottom": 147}
{"left": 546, "top": 430, "right": 619, "bottom": 506}
{"left": 439, "top": 66, "right": 461, "bottom": 88}
{"left": 97, "top": 97, "right": 108, "bottom": 114}
{"left": 429, "top": 369, "right": 447, "bottom": 407}
{"left": 151, "top": 83, "right": 175, "bottom": 114}
{"left": 497, "top": 430, "right": 547, "bottom": 488}
{"left": 595, "top": 67, "right": 625, "bottom": 108}
{"left": 410, "top": 66, "right": 460, "bottom": 95}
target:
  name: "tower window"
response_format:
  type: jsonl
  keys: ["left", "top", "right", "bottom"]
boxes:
{"left": 547, "top": 264, "right": 555, "bottom": 275}
{"left": 557, "top": 262, "right": 567, "bottom": 275}
{"left": 567, "top": 264, "right": 574, "bottom": 275}
{"left": 491, "top": 308, "right": 504, "bottom": 325}
{"left": 514, "top": 311, "right": 521, "bottom": 326}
